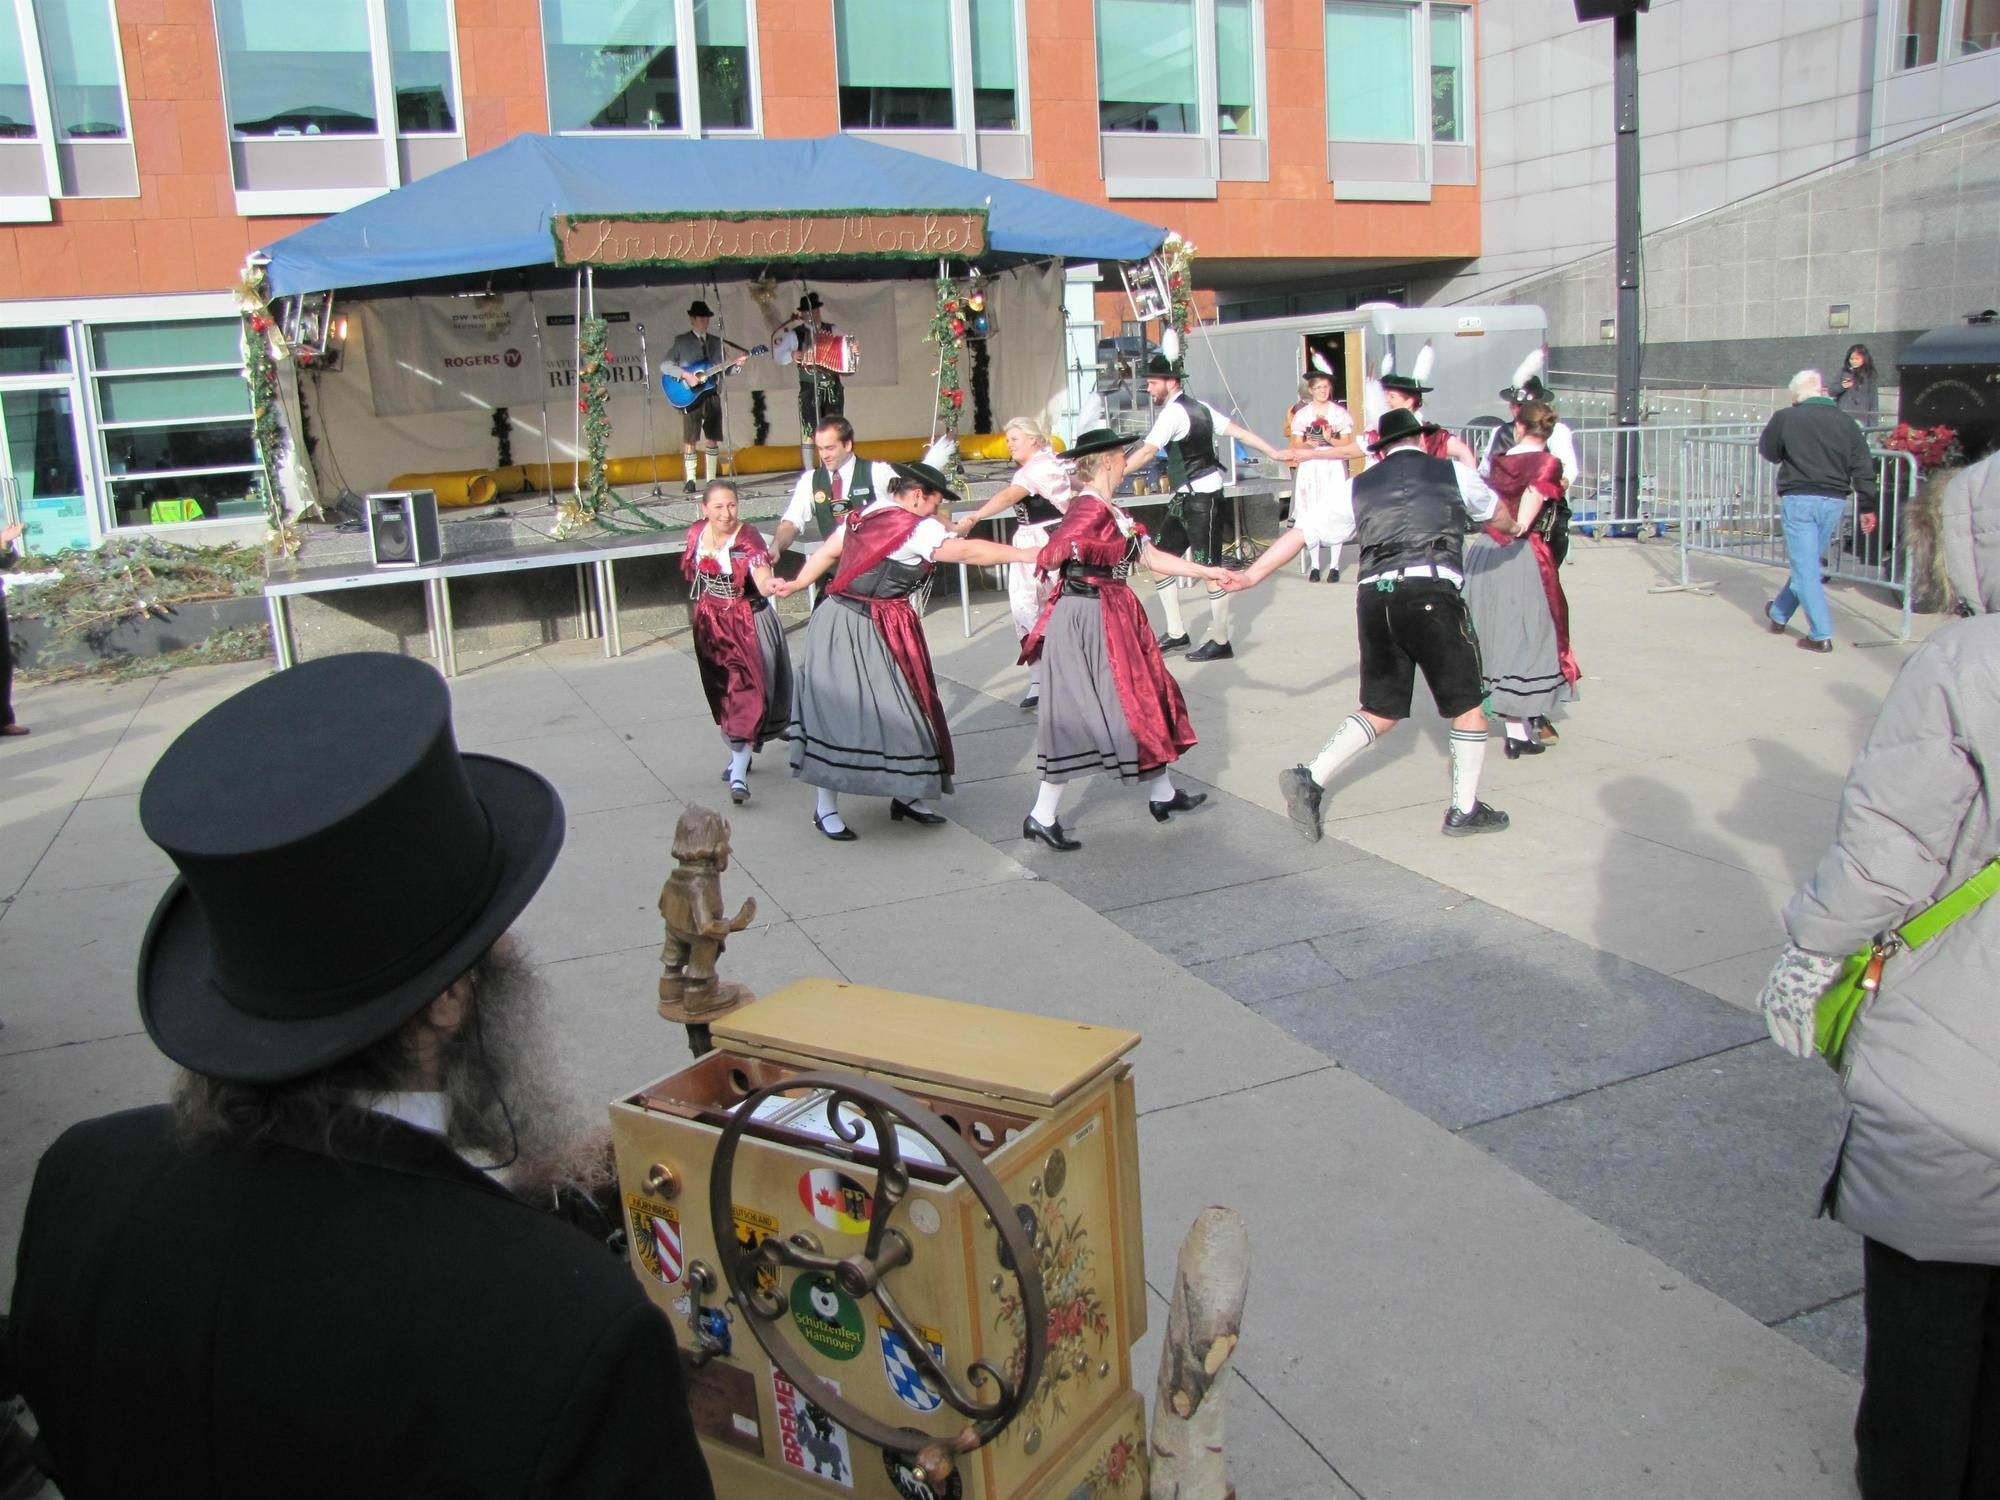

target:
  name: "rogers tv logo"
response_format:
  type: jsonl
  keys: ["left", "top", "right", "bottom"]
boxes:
{"left": 443, "top": 354, "right": 506, "bottom": 368}
{"left": 504, "top": 348, "right": 522, "bottom": 367}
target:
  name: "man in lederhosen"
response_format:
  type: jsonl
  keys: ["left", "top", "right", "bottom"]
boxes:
{"left": 1225, "top": 406, "right": 1510, "bottom": 839}
{"left": 1124, "top": 353, "right": 1285, "bottom": 662}
{"left": 773, "top": 292, "right": 845, "bottom": 472}
{"left": 770, "top": 416, "right": 897, "bottom": 560}
{"left": 661, "top": 300, "right": 745, "bottom": 497}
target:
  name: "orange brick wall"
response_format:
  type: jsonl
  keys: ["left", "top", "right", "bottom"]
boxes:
{"left": 0, "top": 0, "right": 1478, "bottom": 303}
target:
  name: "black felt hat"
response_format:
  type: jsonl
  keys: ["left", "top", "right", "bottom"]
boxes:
{"left": 1062, "top": 427, "right": 1129, "bottom": 460}
{"left": 1144, "top": 353, "right": 1181, "bottom": 379}
{"left": 1500, "top": 376, "right": 1553, "bottom": 403}
{"left": 889, "top": 460, "right": 960, "bottom": 499}
{"left": 136, "top": 653, "right": 566, "bottom": 1084}
{"left": 1379, "top": 373, "right": 1432, "bottom": 396}
{"left": 796, "top": 292, "right": 824, "bottom": 312}
{"left": 1368, "top": 406, "right": 1428, "bottom": 453}
{"left": 687, "top": 299, "right": 714, "bottom": 318}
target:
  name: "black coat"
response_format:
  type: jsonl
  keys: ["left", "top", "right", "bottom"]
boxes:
{"left": 7, "top": 1106, "right": 715, "bottom": 1500}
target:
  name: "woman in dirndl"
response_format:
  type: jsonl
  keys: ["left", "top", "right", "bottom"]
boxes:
{"left": 777, "top": 461, "right": 1034, "bottom": 840}
{"left": 1285, "top": 371, "right": 1361, "bottom": 582}
{"left": 684, "top": 481, "right": 792, "bottom": 804}
{"left": 1017, "top": 428, "right": 1231, "bottom": 852}
{"left": 949, "top": 416, "right": 1075, "bottom": 708}
{"left": 1462, "top": 400, "right": 1580, "bottom": 759}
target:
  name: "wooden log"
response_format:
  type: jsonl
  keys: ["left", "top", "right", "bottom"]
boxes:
{"left": 1149, "top": 1206, "right": 1250, "bottom": 1500}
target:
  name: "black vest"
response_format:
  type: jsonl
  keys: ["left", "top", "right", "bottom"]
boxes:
{"left": 1165, "top": 397, "right": 1222, "bottom": 490}
{"left": 1352, "top": 449, "right": 1473, "bottom": 577}
{"left": 810, "top": 461, "right": 876, "bottom": 540}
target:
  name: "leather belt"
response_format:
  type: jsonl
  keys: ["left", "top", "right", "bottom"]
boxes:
{"left": 1357, "top": 563, "right": 1464, "bottom": 588}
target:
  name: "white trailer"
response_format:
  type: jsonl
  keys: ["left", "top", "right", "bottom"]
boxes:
{"left": 1177, "top": 304, "right": 1550, "bottom": 443}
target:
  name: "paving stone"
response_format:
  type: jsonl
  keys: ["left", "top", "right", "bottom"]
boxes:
{"left": 1466, "top": 1042, "right": 1861, "bottom": 1326}
{"left": 1188, "top": 939, "right": 1342, "bottom": 1005}
{"left": 1314, "top": 896, "right": 1530, "bottom": 980}
{"left": 1249, "top": 936, "right": 1769, "bottom": 1131}
{"left": 1774, "top": 1294, "right": 1865, "bottom": 1379}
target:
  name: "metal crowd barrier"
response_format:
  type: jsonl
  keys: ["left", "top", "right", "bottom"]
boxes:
{"left": 1674, "top": 434, "right": 1921, "bottom": 640}
{"left": 1459, "top": 420, "right": 1765, "bottom": 538}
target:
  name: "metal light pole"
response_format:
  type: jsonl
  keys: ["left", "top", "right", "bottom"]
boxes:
{"left": 1575, "top": 0, "right": 1648, "bottom": 533}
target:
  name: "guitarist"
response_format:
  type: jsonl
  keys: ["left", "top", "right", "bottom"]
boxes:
{"left": 663, "top": 300, "right": 743, "bottom": 497}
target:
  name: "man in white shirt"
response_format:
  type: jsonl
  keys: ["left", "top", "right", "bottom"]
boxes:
{"left": 1123, "top": 353, "right": 1286, "bottom": 662}
{"left": 770, "top": 417, "right": 898, "bottom": 559}
{"left": 1488, "top": 375, "right": 1578, "bottom": 490}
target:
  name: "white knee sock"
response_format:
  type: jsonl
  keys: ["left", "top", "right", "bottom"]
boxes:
{"left": 728, "top": 740, "right": 752, "bottom": 780}
{"left": 1207, "top": 589, "right": 1233, "bottom": 645}
{"left": 1307, "top": 714, "right": 1376, "bottom": 787}
{"left": 1146, "top": 769, "right": 1176, "bottom": 804}
{"left": 1027, "top": 664, "right": 1041, "bottom": 695}
{"left": 1504, "top": 718, "right": 1531, "bottom": 743}
{"left": 1449, "top": 728, "right": 1487, "bottom": 814}
{"left": 800, "top": 442, "right": 816, "bottom": 471}
{"left": 703, "top": 448, "right": 719, "bottom": 481}
{"left": 1031, "top": 780, "right": 1064, "bottom": 824}
{"left": 682, "top": 448, "right": 697, "bottom": 481}
{"left": 815, "top": 787, "right": 845, "bottom": 831}
{"left": 1156, "top": 577, "right": 1186, "bottom": 636}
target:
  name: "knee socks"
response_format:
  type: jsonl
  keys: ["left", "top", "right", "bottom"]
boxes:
{"left": 1031, "top": 780, "right": 1065, "bottom": 825}
{"left": 1207, "top": 589, "right": 1232, "bottom": 645}
{"left": 1504, "top": 718, "right": 1531, "bottom": 743}
{"left": 703, "top": 448, "right": 719, "bottom": 481}
{"left": 1308, "top": 714, "right": 1376, "bottom": 787}
{"left": 815, "top": 787, "right": 841, "bottom": 822}
{"left": 1449, "top": 728, "right": 1487, "bottom": 814}
{"left": 727, "top": 739, "right": 752, "bottom": 781}
{"left": 1303, "top": 543, "right": 1323, "bottom": 573}
{"left": 1145, "top": 769, "right": 1177, "bottom": 805}
{"left": 682, "top": 447, "right": 697, "bottom": 482}
{"left": 1156, "top": 576, "right": 1187, "bottom": 637}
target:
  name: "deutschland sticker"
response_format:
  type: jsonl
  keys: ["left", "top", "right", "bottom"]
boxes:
{"left": 799, "top": 1168, "right": 874, "bottom": 1236}
{"left": 878, "top": 1316, "right": 948, "bottom": 1414}
{"left": 627, "top": 1194, "right": 683, "bottom": 1285}
{"left": 790, "top": 1273, "right": 866, "bottom": 1362}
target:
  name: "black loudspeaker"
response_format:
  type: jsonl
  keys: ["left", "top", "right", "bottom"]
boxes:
{"left": 367, "top": 490, "right": 442, "bottom": 568}
{"left": 1572, "top": 0, "right": 1649, "bottom": 17}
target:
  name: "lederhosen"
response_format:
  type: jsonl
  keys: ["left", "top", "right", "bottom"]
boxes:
{"left": 810, "top": 461, "right": 876, "bottom": 541}
{"left": 1350, "top": 451, "right": 1485, "bottom": 722}
{"left": 795, "top": 322, "right": 845, "bottom": 435}
{"left": 676, "top": 331, "right": 724, "bottom": 446}
{"left": 1155, "top": 397, "right": 1227, "bottom": 566}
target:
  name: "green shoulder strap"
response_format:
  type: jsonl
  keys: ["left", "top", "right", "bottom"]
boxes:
{"left": 1900, "top": 857, "right": 2000, "bottom": 949}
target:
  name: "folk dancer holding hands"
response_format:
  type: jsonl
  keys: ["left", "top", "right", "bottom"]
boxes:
{"left": 770, "top": 416, "right": 898, "bottom": 560}
{"left": 777, "top": 463, "right": 1034, "bottom": 840}
{"left": 682, "top": 480, "right": 792, "bottom": 804}
{"left": 950, "top": 416, "right": 1075, "bottom": 708}
{"left": 1016, "top": 428, "right": 1223, "bottom": 851}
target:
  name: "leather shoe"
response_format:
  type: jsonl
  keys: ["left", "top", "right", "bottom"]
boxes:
{"left": 0, "top": 724, "right": 26, "bottom": 738}
{"left": 1762, "top": 603, "right": 1786, "bottom": 635}
{"left": 813, "top": 811, "right": 857, "bottom": 841}
{"left": 1442, "top": 801, "right": 1510, "bottom": 837}
{"left": 1503, "top": 737, "right": 1546, "bottom": 760}
{"left": 1798, "top": 636, "right": 1833, "bottom": 654}
{"left": 1186, "top": 640, "right": 1234, "bottom": 662}
{"left": 1308, "top": 568, "right": 1321, "bottom": 583}
{"left": 1325, "top": 567, "right": 1340, "bottom": 582}
{"left": 1022, "top": 814, "right": 1081, "bottom": 851}
{"left": 1278, "top": 765, "right": 1323, "bottom": 842}
{"left": 1019, "top": 692, "right": 1039, "bottom": 710}
{"left": 1147, "top": 789, "right": 1208, "bottom": 823}
{"left": 1157, "top": 632, "right": 1191, "bottom": 652}
{"left": 1534, "top": 716, "right": 1559, "bottom": 744}
{"left": 890, "top": 799, "right": 947, "bottom": 825}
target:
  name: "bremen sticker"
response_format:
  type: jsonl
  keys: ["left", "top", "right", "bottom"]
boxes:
{"left": 773, "top": 1369, "right": 853, "bottom": 1488}
{"left": 790, "top": 1273, "right": 866, "bottom": 1362}
{"left": 626, "top": 1194, "right": 682, "bottom": 1285}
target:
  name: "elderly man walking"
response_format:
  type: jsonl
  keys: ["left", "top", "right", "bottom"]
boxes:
{"left": 1758, "top": 369, "right": 1880, "bottom": 653}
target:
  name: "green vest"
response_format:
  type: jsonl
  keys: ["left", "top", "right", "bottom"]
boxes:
{"left": 810, "top": 461, "right": 876, "bottom": 539}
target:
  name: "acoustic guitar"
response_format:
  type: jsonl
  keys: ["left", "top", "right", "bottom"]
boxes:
{"left": 661, "top": 344, "right": 768, "bottom": 409}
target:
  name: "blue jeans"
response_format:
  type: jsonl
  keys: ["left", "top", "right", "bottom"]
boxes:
{"left": 1770, "top": 495, "right": 1846, "bottom": 642}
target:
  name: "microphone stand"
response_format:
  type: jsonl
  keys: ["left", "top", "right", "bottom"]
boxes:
{"left": 635, "top": 321, "right": 667, "bottom": 501}
{"left": 529, "top": 296, "right": 557, "bottom": 507}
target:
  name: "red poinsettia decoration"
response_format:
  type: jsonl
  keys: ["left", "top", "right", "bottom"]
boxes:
{"left": 1881, "top": 422, "right": 1965, "bottom": 473}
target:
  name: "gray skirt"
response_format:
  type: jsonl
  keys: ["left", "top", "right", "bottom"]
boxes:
{"left": 1463, "top": 534, "right": 1574, "bottom": 718}
{"left": 788, "top": 598, "right": 950, "bottom": 799}
{"left": 752, "top": 605, "right": 794, "bottom": 748}
{"left": 1037, "top": 593, "right": 1145, "bottom": 784}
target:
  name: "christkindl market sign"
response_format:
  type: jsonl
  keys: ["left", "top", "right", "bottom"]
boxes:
{"left": 552, "top": 209, "right": 988, "bottom": 269}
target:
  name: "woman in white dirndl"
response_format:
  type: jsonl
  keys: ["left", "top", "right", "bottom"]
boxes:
{"left": 1285, "top": 371, "right": 1360, "bottom": 582}
{"left": 950, "top": 417, "right": 1075, "bottom": 708}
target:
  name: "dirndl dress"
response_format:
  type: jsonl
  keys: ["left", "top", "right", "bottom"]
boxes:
{"left": 685, "top": 523, "right": 792, "bottom": 748}
{"left": 1287, "top": 402, "right": 1356, "bottom": 550}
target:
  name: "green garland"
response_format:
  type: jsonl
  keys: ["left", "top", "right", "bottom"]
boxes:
{"left": 577, "top": 315, "right": 614, "bottom": 516}
{"left": 927, "top": 271, "right": 968, "bottom": 489}
{"left": 235, "top": 260, "right": 297, "bottom": 554}
{"left": 1162, "top": 232, "right": 1197, "bottom": 379}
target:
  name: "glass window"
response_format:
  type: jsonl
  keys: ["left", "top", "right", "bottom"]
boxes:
{"left": 0, "top": 7, "right": 34, "bottom": 138}
{"left": 694, "top": 0, "right": 753, "bottom": 130}
{"left": 1215, "top": 0, "right": 1254, "bottom": 134}
{"left": 0, "top": 327, "right": 72, "bottom": 375}
{"left": 971, "top": 0, "right": 1017, "bottom": 130}
{"left": 1962, "top": 0, "right": 2000, "bottom": 56}
{"left": 389, "top": 0, "right": 457, "bottom": 133}
{"left": 34, "top": 0, "right": 126, "bottom": 139}
{"left": 97, "top": 370, "right": 253, "bottom": 423}
{"left": 108, "top": 471, "right": 264, "bottom": 528}
{"left": 544, "top": 0, "right": 680, "bottom": 131}
{"left": 92, "top": 319, "right": 243, "bottom": 370}
{"left": 1429, "top": 4, "right": 1465, "bottom": 142}
{"left": 216, "top": 0, "right": 377, "bottom": 135}
{"left": 1097, "top": 0, "right": 1198, "bottom": 133}
{"left": 836, "top": 0, "right": 953, "bottom": 129}
{"left": 1897, "top": 0, "right": 1942, "bottom": 68}
{"left": 90, "top": 318, "right": 256, "bottom": 530}
{"left": 1326, "top": 1, "right": 1414, "bottom": 142}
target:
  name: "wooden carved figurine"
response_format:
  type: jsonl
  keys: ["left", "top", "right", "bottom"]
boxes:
{"left": 658, "top": 806, "right": 757, "bottom": 1029}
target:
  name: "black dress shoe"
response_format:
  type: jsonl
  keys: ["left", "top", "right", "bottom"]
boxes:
{"left": 1762, "top": 603, "right": 1786, "bottom": 636}
{"left": 890, "top": 799, "right": 947, "bottom": 825}
{"left": 1326, "top": 567, "right": 1340, "bottom": 583}
{"left": 1503, "top": 737, "right": 1546, "bottom": 760}
{"left": 1798, "top": 636, "right": 1833, "bottom": 654}
{"left": 1022, "top": 814, "right": 1081, "bottom": 851}
{"left": 1278, "top": 766, "right": 1323, "bottom": 842}
{"left": 1308, "top": 568, "right": 1321, "bottom": 583}
{"left": 1534, "top": 716, "right": 1559, "bottom": 744}
{"left": 813, "top": 812, "right": 858, "bottom": 841}
{"left": 1186, "top": 639, "right": 1234, "bottom": 662}
{"left": 1147, "top": 789, "right": 1208, "bottom": 823}
{"left": 1020, "top": 693, "right": 1039, "bottom": 710}
{"left": 1157, "top": 632, "right": 1191, "bottom": 652}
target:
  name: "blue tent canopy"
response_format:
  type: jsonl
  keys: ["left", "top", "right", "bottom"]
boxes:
{"left": 261, "top": 134, "right": 1165, "bottom": 297}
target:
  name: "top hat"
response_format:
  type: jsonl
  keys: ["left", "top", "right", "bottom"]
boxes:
{"left": 1500, "top": 376, "right": 1553, "bottom": 404}
{"left": 796, "top": 293, "right": 825, "bottom": 312}
{"left": 1379, "top": 373, "right": 1432, "bottom": 397}
{"left": 889, "top": 460, "right": 961, "bottom": 499}
{"left": 136, "top": 653, "right": 565, "bottom": 1084}
{"left": 1062, "top": 427, "right": 1129, "bottom": 460}
{"left": 687, "top": 300, "right": 714, "bottom": 318}
{"left": 1144, "top": 353, "right": 1181, "bottom": 379}
{"left": 1368, "top": 406, "right": 1429, "bottom": 453}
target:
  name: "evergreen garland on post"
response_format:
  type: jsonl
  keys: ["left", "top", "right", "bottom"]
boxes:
{"left": 927, "top": 270, "right": 968, "bottom": 489}
{"left": 1163, "top": 232, "right": 1198, "bottom": 379}
{"left": 234, "top": 258, "right": 297, "bottom": 554}
{"left": 491, "top": 407, "right": 513, "bottom": 468}
{"left": 751, "top": 389, "right": 770, "bottom": 446}
{"left": 971, "top": 340, "right": 993, "bottom": 435}
{"left": 578, "top": 315, "right": 614, "bottom": 516}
